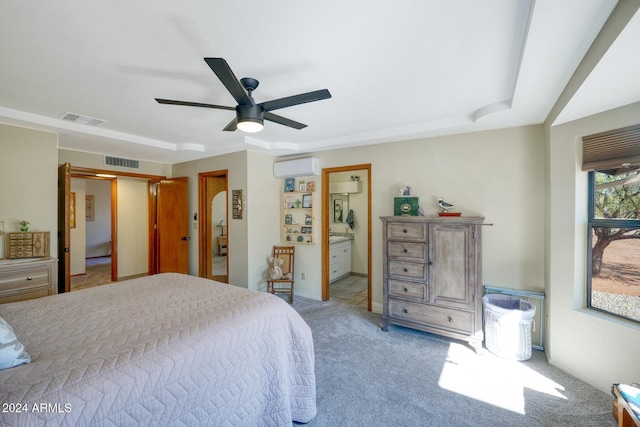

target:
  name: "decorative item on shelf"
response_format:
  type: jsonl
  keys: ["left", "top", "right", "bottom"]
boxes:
{"left": 295, "top": 199, "right": 302, "bottom": 208}
{"left": 307, "top": 181, "right": 315, "bottom": 191}
{"left": 284, "top": 177, "right": 295, "bottom": 192}
{"left": 285, "top": 197, "right": 296, "bottom": 208}
{"left": 305, "top": 215, "right": 313, "bottom": 225}
{"left": 394, "top": 197, "right": 419, "bottom": 216}
{"left": 437, "top": 197, "right": 462, "bottom": 216}
{"left": 302, "top": 194, "right": 312, "bottom": 208}
{"left": 299, "top": 180, "right": 306, "bottom": 192}
{"left": 285, "top": 214, "right": 293, "bottom": 225}
{"left": 19, "top": 220, "right": 29, "bottom": 232}
{"left": 399, "top": 186, "right": 412, "bottom": 196}
{"left": 297, "top": 236, "right": 304, "bottom": 242}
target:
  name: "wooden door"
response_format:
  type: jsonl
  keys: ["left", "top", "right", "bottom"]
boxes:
{"left": 428, "top": 223, "right": 474, "bottom": 310}
{"left": 151, "top": 177, "right": 190, "bottom": 274}
{"left": 57, "top": 163, "right": 71, "bottom": 293}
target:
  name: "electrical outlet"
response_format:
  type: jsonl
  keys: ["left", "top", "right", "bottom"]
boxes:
{"left": 301, "top": 272, "right": 305, "bottom": 280}
{"left": 193, "top": 222, "right": 197, "bottom": 230}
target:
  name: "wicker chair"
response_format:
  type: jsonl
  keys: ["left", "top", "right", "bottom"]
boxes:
{"left": 266, "top": 246, "right": 295, "bottom": 303}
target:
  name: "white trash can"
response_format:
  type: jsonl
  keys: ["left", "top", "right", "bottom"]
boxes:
{"left": 483, "top": 294, "right": 536, "bottom": 361}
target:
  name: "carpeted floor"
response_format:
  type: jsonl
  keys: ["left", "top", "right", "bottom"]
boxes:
{"left": 291, "top": 297, "right": 616, "bottom": 427}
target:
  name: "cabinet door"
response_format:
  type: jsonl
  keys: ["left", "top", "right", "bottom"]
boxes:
{"left": 428, "top": 223, "right": 474, "bottom": 310}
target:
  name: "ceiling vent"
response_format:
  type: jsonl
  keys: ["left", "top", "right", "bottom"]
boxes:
{"left": 60, "top": 112, "right": 107, "bottom": 127}
{"left": 105, "top": 155, "right": 140, "bottom": 169}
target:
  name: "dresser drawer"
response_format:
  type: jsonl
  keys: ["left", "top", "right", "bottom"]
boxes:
{"left": 387, "top": 241, "right": 426, "bottom": 261}
{"left": 388, "top": 279, "right": 426, "bottom": 301}
{"left": 387, "top": 223, "right": 427, "bottom": 241}
{"left": 388, "top": 299, "right": 472, "bottom": 334}
{"left": 0, "top": 266, "right": 51, "bottom": 292}
{"left": 388, "top": 260, "right": 427, "bottom": 281}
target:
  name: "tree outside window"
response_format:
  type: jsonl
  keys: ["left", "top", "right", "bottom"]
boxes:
{"left": 588, "top": 170, "right": 640, "bottom": 323}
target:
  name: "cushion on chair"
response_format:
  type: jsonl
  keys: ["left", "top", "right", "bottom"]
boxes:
{"left": 618, "top": 384, "right": 640, "bottom": 420}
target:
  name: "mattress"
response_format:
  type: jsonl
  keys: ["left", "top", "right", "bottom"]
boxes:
{"left": 0, "top": 273, "right": 316, "bottom": 426}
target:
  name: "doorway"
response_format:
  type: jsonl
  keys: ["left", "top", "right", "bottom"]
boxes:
{"left": 322, "top": 164, "right": 372, "bottom": 310}
{"left": 198, "top": 171, "right": 229, "bottom": 283}
{"left": 69, "top": 176, "right": 115, "bottom": 291}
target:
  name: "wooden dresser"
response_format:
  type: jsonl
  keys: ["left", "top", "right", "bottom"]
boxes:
{"left": 381, "top": 216, "right": 484, "bottom": 353}
{"left": 0, "top": 258, "right": 58, "bottom": 304}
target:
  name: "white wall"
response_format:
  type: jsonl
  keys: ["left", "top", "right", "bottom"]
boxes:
{"left": 58, "top": 148, "right": 170, "bottom": 177}
{"left": 0, "top": 123, "right": 58, "bottom": 259}
{"left": 85, "top": 179, "right": 111, "bottom": 258}
{"left": 246, "top": 151, "right": 282, "bottom": 291}
{"left": 547, "top": 101, "right": 640, "bottom": 392}
{"left": 116, "top": 178, "right": 148, "bottom": 277}
{"left": 172, "top": 150, "right": 256, "bottom": 288}
{"left": 270, "top": 125, "right": 546, "bottom": 307}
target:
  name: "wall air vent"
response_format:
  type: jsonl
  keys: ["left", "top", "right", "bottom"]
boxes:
{"left": 105, "top": 156, "right": 140, "bottom": 169}
{"left": 60, "top": 112, "right": 107, "bottom": 127}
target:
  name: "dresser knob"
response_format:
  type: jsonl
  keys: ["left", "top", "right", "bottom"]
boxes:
{"left": 403, "top": 248, "right": 408, "bottom": 253}
{"left": 404, "top": 287, "right": 408, "bottom": 293}
{"left": 403, "top": 229, "right": 408, "bottom": 234}
{"left": 403, "top": 309, "right": 408, "bottom": 314}
{"left": 27, "top": 277, "right": 33, "bottom": 281}
{"left": 428, "top": 261, "right": 433, "bottom": 266}
{"left": 403, "top": 268, "right": 408, "bottom": 273}
{"left": 448, "top": 316, "right": 453, "bottom": 323}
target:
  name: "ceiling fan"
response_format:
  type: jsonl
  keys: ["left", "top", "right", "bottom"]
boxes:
{"left": 155, "top": 57, "right": 332, "bottom": 133}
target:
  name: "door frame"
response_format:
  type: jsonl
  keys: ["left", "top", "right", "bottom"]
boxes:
{"left": 198, "top": 170, "right": 229, "bottom": 280}
{"left": 60, "top": 166, "right": 165, "bottom": 289}
{"left": 321, "top": 164, "right": 372, "bottom": 310}
{"left": 70, "top": 173, "right": 118, "bottom": 281}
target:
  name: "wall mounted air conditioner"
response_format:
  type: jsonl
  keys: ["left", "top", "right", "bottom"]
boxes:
{"left": 273, "top": 157, "right": 320, "bottom": 178}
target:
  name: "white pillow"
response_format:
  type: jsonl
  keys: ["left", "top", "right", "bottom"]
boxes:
{"left": 0, "top": 316, "right": 31, "bottom": 370}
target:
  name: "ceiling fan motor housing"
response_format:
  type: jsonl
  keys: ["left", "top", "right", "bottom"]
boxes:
{"left": 236, "top": 104, "right": 264, "bottom": 124}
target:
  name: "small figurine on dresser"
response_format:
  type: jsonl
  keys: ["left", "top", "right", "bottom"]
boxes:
{"left": 438, "top": 197, "right": 461, "bottom": 217}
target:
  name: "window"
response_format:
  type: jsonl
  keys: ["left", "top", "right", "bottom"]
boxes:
{"left": 587, "top": 170, "right": 640, "bottom": 323}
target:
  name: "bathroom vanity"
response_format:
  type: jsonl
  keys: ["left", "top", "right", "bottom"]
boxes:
{"left": 329, "top": 236, "right": 352, "bottom": 283}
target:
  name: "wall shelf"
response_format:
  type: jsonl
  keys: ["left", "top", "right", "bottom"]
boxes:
{"left": 282, "top": 191, "right": 316, "bottom": 244}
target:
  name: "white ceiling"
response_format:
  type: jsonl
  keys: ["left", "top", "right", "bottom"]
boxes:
{"left": 0, "top": 1, "right": 636, "bottom": 165}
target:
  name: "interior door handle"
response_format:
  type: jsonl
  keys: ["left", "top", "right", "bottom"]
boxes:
{"left": 182, "top": 236, "right": 191, "bottom": 241}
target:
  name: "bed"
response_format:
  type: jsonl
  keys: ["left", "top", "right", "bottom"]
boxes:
{"left": 0, "top": 273, "right": 316, "bottom": 426}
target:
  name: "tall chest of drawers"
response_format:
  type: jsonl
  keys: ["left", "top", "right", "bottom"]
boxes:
{"left": 381, "top": 216, "right": 484, "bottom": 353}
{"left": 0, "top": 258, "right": 58, "bottom": 304}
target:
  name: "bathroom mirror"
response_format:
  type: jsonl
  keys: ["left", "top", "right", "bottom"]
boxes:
{"left": 331, "top": 194, "right": 349, "bottom": 223}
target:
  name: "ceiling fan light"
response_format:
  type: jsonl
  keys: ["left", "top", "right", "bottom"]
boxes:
{"left": 237, "top": 118, "right": 263, "bottom": 133}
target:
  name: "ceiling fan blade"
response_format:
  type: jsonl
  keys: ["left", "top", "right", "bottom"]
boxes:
{"left": 204, "top": 58, "right": 253, "bottom": 106}
{"left": 222, "top": 118, "right": 238, "bottom": 132}
{"left": 264, "top": 112, "right": 307, "bottom": 130}
{"left": 155, "top": 98, "right": 234, "bottom": 111}
{"left": 260, "top": 89, "right": 331, "bottom": 112}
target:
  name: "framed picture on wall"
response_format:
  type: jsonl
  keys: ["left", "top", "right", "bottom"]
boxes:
{"left": 302, "top": 193, "right": 312, "bottom": 208}
{"left": 70, "top": 192, "right": 76, "bottom": 229}
{"left": 284, "top": 177, "right": 295, "bottom": 192}
{"left": 86, "top": 195, "right": 95, "bottom": 221}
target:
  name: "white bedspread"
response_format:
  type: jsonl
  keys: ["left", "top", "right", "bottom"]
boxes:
{"left": 0, "top": 273, "right": 316, "bottom": 426}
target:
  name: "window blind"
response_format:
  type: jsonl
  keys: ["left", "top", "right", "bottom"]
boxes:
{"left": 582, "top": 123, "right": 640, "bottom": 173}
